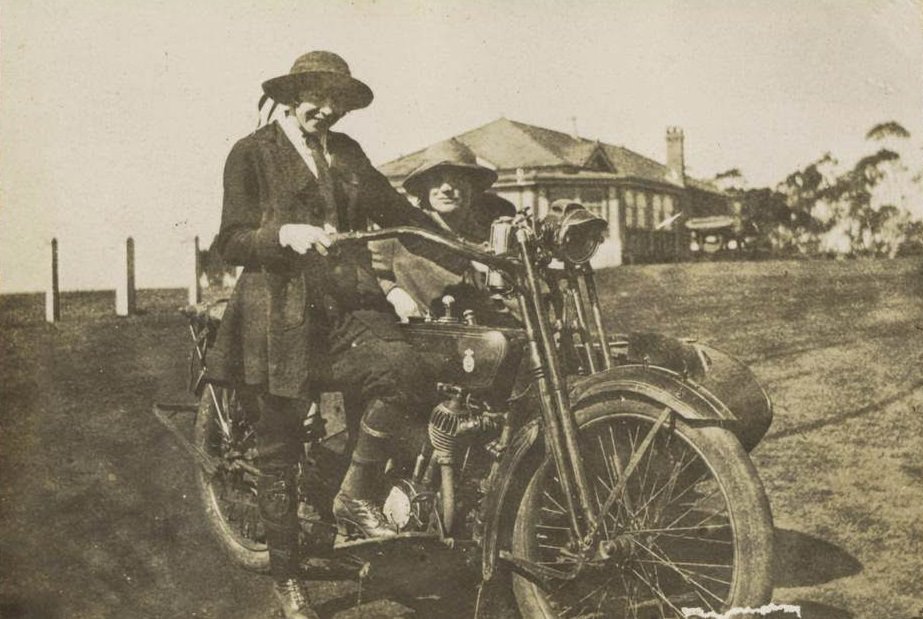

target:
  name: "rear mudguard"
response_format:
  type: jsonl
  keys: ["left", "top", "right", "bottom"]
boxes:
{"left": 479, "top": 332, "right": 772, "bottom": 581}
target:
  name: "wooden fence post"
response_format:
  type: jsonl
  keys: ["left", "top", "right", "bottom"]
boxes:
{"left": 188, "top": 235, "right": 202, "bottom": 306}
{"left": 126, "top": 237, "right": 136, "bottom": 314}
{"left": 45, "top": 238, "right": 60, "bottom": 323}
{"left": 116, "top": 237, "right": 136, "bottom": 316}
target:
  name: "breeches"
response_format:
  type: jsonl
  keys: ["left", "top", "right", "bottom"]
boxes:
{"left": 253, "top": 311, "right": 434, "bottom": 471}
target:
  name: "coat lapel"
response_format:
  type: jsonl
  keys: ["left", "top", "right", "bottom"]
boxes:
{"left": 266, "top": 123, "right": 328, "bottom": 226}
{"left": 329, "top": 143, "right": 361, "bottom": 230}
{"left": 272, "top": 121, "right": 317, "bottom": 188}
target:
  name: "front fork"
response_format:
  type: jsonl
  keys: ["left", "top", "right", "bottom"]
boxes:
{"left": 514, "top": 229, "right": 598, "bottom": 538}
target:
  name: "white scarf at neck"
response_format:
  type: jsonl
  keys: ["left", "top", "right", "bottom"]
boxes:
{"left": 276, "top": 114, "right": 330, "bottom": 178}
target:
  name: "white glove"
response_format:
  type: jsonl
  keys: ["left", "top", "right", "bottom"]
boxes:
{"left": 387, "top": 287, "right": 422, "bottom": 322}
{"left": 279, "top": 223, "right": 335, "bottom": 255}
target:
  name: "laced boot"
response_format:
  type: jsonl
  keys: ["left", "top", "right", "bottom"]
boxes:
{"left": 273, "top": 578, "right": 319, "bottom": 619}
{"left": 337, "top": 411, "right": 400, "bottom": 539}
{"left": 333, "top": 492, "right": 398, "bottom": 539}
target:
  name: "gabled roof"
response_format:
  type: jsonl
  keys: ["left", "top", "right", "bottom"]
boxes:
{"left": 379, "top": 117, "right": 725, "bottom": 195}
{"left": 584, "top": 142, "right": 616, "bottom": 172}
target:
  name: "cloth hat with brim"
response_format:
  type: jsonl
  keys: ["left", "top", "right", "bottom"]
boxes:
{"left": 403, "top": 139, "right": 498, "bottom": 198}
{"left": 262, "top": 51, "right": 373, "bottom": 111}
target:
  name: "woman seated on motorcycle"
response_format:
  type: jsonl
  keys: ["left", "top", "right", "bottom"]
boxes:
{"left": 371, "top": 138, "right": 519, "bottom": 326}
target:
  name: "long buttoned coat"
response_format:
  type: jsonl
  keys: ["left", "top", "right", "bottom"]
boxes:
{"left": 206, "top": 121, "right": 462, "bottom": 399}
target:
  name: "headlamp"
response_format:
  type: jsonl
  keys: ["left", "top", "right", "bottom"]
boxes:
{"left": 540, "top": 200, "right": 608, "bottom": 264}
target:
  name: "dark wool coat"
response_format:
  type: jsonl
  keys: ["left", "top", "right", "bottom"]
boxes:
{"left": 206, "top": 122, "right": 464, "bottom": 398}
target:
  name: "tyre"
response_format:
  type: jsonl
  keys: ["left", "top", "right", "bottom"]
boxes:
{"left": 511, "top": 398, "right": 773, "bottom": 618}
{"left": 194, "top": 385, "right": 269, "bottom": 572}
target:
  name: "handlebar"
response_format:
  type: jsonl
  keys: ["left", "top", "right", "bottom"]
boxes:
{"left": 331, "top": 226, "right": 521, "bottom": 274}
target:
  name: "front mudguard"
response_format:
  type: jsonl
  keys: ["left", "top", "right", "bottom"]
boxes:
{"left": 480, "top": 334, "right": 773, "bottom": 581}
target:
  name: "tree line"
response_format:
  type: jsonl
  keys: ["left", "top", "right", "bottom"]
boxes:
{"left": 715, "top": 121, "right": 923, "bottom": 258}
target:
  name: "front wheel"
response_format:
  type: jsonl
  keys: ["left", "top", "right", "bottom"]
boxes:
{"left": 511, "top": 398, "right": 773, "bottom": 618}
{"left": 194, "top": 385, "right": 269, "bottom": 572}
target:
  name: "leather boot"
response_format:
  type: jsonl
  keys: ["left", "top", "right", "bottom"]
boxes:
{"left": 257, "top": 471, "right": 302, "bottom": 578}
{"left": 273, "top": 578, "right": 319, "bottom": 619}
{"left": 259, "top": 471, "right": 319, "bottom": 617}
{"left": 333, "top": 492, "right": 398, "bottom": 539}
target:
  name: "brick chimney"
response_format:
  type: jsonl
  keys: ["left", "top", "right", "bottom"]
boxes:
{"left": 666, "top": 127, "right": 685, "bottom": 185}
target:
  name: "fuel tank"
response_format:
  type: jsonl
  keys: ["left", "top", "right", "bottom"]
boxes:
{"left": 401, "top": 321, "right": 526, "bottom": 402}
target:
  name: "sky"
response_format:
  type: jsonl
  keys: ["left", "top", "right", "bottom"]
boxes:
{"left": 1, "top": 0, "right": 921, "bottom": 292}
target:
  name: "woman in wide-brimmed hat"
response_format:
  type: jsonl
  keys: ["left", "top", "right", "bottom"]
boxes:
{"left": 207, "top": 50, "right": 468, "bottom": 619}
{"left": 372, "top": 139, "right": 517, "bottom": 324}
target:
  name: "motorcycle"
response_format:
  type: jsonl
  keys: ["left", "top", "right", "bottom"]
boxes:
{"left": 155, "top": 202, "right": 775, "bottom": 617}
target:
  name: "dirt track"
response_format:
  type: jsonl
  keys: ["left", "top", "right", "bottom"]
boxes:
{"left": 2, "top": 258, "right": 923, "bottom": 618}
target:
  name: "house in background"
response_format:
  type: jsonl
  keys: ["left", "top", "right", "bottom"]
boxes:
{"left": 379, "top": 118, "right": 734, "bottom": 266}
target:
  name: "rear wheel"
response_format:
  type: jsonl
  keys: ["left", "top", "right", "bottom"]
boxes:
{"left": 511, "top": 398, "right": 773, "bottom": 618}
{"left": 194, "top": 385, "right": 269, "bottom": 571}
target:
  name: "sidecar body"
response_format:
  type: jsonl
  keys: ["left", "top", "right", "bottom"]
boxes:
{"left": 604, "top": 331, "right": 773, "bottom": 451}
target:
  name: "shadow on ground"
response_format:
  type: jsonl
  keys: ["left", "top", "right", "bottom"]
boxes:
{"left": 773, "top": 528, "right": 862, "bottom": 588}
{"left": 771, "top": 529, "right": 858, "bottom": 619}
{"left": 788, "top": 600, "right": 855, "bottom": 619}
{"left": 767, "top": 379, "right": 923, "bottom": 440}
{"left": 308, "top": 536, "right": 481, "bottom": 618}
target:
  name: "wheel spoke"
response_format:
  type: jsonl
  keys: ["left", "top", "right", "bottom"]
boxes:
{"left": 660, "top": 485, "right": 722, "bottom": 532}
{"left": 536, "top": 524, "right": 572, "bottom": 531}
{"left": 628, "top": 567, "right": 685, "bottom": 615}
{"left": 629, "top": 537, "right": 728, "bottom": 606}
{"left": 636, "top": 560, "right": 732, "bottom": 585}
{"left": 632, "top": 545, "right": 669, "bottom": 616}
{"left": 630, "top": 523, "right": 730, "bottom": 534}
{"left": 597, "top": 435, "right": 618, "bottom": 489}
{"left": 651, "top": 532, "right": 733, "bottom": 545}
{"left": 208, "top": 384, "right": 232, "bottom": 439}
{"left": 590, "top": 482, "right": 611, "bottom": 538}
{"left": 635, "top": 410, "right": 670, "bottom": 520}
{"left": 591, "top": 408, "right": 673, "bottom": 538}
{"left": 543, "top": 489, "right": 568, "bottom": 514}
{"left": 638, "top": 456, "right": 695, "bottom": 524}
{"left": 652, "top": 469, "right": 710, "bottom": 517}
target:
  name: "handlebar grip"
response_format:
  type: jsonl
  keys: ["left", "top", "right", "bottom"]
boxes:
{"left": 329, "top": 231, "right": 360, "bottom": 244}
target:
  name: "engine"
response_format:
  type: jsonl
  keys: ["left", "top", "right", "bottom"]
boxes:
{"left": 383, "top": 384, "right": 503, "bottom": 534}
{"left": 427, "top": 384, "right": 501, "bottom": 465}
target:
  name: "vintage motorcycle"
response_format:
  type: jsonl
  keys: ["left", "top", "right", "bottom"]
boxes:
{"left": 156, "top": 203, "right": 775, "bottom": 617}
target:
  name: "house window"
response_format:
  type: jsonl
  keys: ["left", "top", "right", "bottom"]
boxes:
{"left": 624, "top": 190, "right": 635, "bottom": 228}
{"left": 581, "top": 187, "right": 606, "bottom": 220}
{"left": 547, "top": 186, "right": 576, "bottom": 205}
{"left": 652, "top": 195, "right": 663, "bottom": 228}
{"left": 663, "top": 195, "right": 674, "bottom": 219}
{"left": 636, "top": 192, "right": 648, "bottom": 229}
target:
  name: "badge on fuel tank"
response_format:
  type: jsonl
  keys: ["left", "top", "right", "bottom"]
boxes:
{"left": 462, "top": 348, "right": 476, "bottom": 373}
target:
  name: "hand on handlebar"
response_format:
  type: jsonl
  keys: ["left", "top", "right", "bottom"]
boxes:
{"left": 386, "top": 286, "right": 422, "bottom": 322}
{"left": 279, "top": 223, "right": 336, "bottom": 256}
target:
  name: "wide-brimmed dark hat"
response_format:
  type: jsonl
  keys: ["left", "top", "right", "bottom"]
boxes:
{"left": 403, "top": 139, "right": 498, "bottom": 198}
{"left": 262, "top": 51, "right": 373, "bottom": 110}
